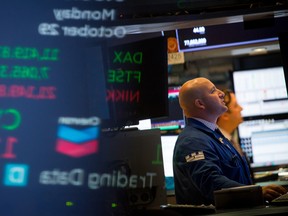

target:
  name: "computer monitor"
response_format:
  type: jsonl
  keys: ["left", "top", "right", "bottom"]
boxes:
{"left": 232, "top": 66, "right": 288, "bottom": 118}
{"left": 100, "top": 129, "right": 167, "bottom": 214}
{"left": 100, "top": 36, "right": 169, "bottom": 129}
{"left": 238, "top": 118, "right": 288, "bottom": 171}
{"left": 160, "top": 135, "right": 178, "bottom": 195}
{"left": 151, "top": 86, "right": 185, "bottom": 132}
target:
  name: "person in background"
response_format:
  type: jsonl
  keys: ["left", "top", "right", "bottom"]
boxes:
{"left": 217, "top": 89, "right": 256, "bottom": 184}
{"left": 217, "top": 89, "right": 244, "bottom": 156}
{"left": 173, "top": 77, "right": 287, "bottom": 206}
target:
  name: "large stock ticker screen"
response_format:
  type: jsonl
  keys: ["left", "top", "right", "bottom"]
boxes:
{"left": 0, "top": 1, "right": 168, "bottom": 215}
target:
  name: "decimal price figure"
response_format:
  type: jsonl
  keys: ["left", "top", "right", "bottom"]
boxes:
{"left": 1, "top": 137, "right": 17, "bottom": 159}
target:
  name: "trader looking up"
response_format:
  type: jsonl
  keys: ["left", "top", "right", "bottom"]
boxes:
{"left": 172, "top": 77, "right": 287, "bottom": 205}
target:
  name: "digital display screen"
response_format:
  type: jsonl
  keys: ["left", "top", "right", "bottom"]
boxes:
{"left": 151, "top": 86, "right": 185, "bottom": 131}
{"left": 238, "top": 118, "right": 288, "bottom": 169}
{"left": 160, "top": 135, "right": 178, "bottom": 194}
{"left": 232, "top": 66, "right": 288, "bottom": 118}
{"left": 176, "top": 17, "right": 288, "bottom": 52}
{"left": 101, "top": 36, "right": 169, "bottom": 128}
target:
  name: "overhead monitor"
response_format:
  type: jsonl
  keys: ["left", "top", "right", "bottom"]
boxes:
{"left": 176, "top": 23, "right": 275, "bottom": 52}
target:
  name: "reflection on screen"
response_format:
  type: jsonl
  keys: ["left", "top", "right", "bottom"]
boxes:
{"left": 238, "top": 118, "right": 288, "bottom": 169}
{"left": 101, "top": 129, "right": 167, "bottom": 213}
{"left": 233, "top": 66, "right": 288, "bottom": 117}
{"left": 101, "top": 36, "right": 168, "bottom": 129}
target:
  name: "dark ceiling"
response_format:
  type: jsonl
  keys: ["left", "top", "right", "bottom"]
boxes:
{"left": 116, "top": 0, "right": 288, "bottom": 25}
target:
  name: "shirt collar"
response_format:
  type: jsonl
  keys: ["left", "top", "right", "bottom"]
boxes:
{"left": 192, "top": 117, "right": 218, "bottom": 131}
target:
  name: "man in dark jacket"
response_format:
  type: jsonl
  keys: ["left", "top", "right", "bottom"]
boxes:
{"left": 173, "top": 77, "right": 287, "bottom": 205}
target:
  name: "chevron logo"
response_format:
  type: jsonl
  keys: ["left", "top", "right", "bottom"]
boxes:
{"left": 56, "top": 125, "right": 100, "bottom": 157}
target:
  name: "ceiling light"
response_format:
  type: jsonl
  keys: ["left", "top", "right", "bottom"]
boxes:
{"left": 250, "top": 47, "right": 268, "bottom": 55}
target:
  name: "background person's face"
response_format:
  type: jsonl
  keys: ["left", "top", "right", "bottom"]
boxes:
{"left": 226, "top": 93, "right": 243, "bottom": 127}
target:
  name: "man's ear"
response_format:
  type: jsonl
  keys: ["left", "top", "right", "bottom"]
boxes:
{"left": 195, "top": 99, "right": 205, "bottom": 109}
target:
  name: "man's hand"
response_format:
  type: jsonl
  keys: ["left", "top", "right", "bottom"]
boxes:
{"left": 262, "top": 184, "right": 287, "bottom": 202}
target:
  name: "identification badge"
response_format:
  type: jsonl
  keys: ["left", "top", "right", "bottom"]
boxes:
{"left": 185, "top": 151, "right": 205, "bottom": 162}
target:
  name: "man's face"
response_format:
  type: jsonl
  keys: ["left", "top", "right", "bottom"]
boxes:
{"left": 200, "top": 80, "right": 228, "bottom": 116}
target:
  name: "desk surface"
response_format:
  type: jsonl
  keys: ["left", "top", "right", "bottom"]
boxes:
{"left": 210, "top": 205, "right": 288, "bottom": 216}
{"left": 141, "top": 205, "right": 288, "bottom": 216}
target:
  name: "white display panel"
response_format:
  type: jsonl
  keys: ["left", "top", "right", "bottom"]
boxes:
{"left": 238, "top": 118, "right": 288, "bottom": 168}
{"left": 233, "top": 66, "right": 288, "bottom": 117}
{"left": 161, "top": 135, "right": 178, "bottom": 177}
